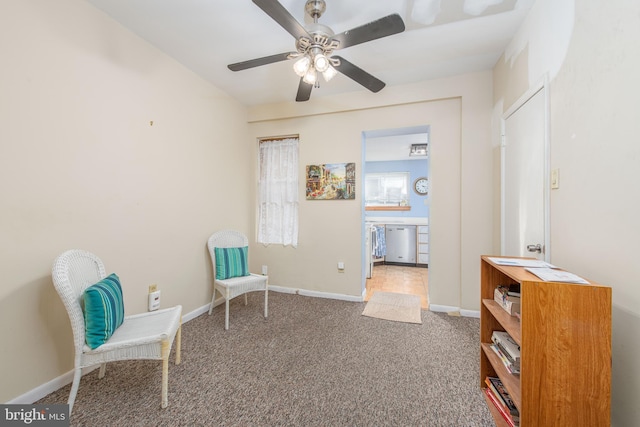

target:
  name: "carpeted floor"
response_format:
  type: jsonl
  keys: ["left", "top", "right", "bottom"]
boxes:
{"left": 38, "top": 292, "right": 493, "bottom": 426}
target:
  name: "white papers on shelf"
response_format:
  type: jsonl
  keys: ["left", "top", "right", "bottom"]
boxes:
{"left": 524, "top": 267, "right": 590, "bottom": 284}
{"left": 488, "top": 257, "right": 556, "bottom": 268}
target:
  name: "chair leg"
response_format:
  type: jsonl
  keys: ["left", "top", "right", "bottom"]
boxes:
{"left": 175, "top": 322, "right": 182, "bottom": 365}
{"left": 98, "top": 363, "right": 106, "bottom": 379}
{"left": 244, "top": 293, "right": 248, "bottom": 305}
{"left": 161, "top": 355, "right": 169, "bottom": 409}
{"left": 68, "top": 367, "right": 82, "bottom": 415}
{"left": 264, "top": 288, "right": 269, "bottom": 319}
{"left": 208, "top": 287, "right": 217, "bottom": 315}
{"left": 225, "top": 298, "right": 230, "bottom": 330}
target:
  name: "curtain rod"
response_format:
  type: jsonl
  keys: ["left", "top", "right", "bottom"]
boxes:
{"left": 258, "top": 134, "right": 300, "bottom": 143}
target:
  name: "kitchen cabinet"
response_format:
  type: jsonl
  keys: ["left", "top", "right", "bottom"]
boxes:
{"left": 417, "top": 225, "right": 428, "bottom": 266}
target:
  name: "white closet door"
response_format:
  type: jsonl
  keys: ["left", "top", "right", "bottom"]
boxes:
{"left": 503, "top": 86, "right": 548, "bottom": 260}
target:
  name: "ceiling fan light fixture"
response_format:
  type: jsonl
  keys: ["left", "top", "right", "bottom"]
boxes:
{"left": 293, "top": 55, "right": 311, "bottom": 77}
{"left": 303, "top": 68, "right": 317, "bottom": 85}
{"left": 322, "top": 65, "right": 337, "bottom": 82}
{"left": 314, "top": 53, "right": 330, "bottom": 72}
{"left": 228, "top": 0, "right": 406, "bottom": 102}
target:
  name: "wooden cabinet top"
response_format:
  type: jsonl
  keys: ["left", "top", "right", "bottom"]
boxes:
{"left": 481, "top": 255, "right": 609, "bottom": 289}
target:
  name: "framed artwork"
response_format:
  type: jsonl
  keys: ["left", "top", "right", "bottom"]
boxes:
{"left": 306, "top": 163, "right": 355, "bottom": 200}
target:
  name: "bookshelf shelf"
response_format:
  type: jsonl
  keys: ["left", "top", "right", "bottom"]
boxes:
{"left": 481, "top": 390, "right": 511, "bottom": 427}
{"left": 483, "top": 299, "right": 521, "bottom": 344}
{"left": 480, "top": 343, "right": 520, "bottom": 407}
{"left": 479, "top": 256, "right": 612, "bottom": 427}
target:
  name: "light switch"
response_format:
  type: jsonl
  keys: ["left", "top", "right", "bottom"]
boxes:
{"left": 551, "top": 169, "right": 559, "bottom": 189}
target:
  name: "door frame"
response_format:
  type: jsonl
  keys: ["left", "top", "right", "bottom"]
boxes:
{"left": 500, "top": 75, "right": 551, "bottom": 262}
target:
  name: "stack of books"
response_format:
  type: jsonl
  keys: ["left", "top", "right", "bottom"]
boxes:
{"left": 490, "top": 331, "right": 520, "bottom": 374}
{"left": 494, "top": 284, "right": 521, "bottom": 316}
{"left": 484, "top": 376, "right": 520, "bottom": 426}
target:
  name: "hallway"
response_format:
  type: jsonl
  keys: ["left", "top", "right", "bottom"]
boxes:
{"left": 365, "top": 264, "right": 429, "bottom": 309}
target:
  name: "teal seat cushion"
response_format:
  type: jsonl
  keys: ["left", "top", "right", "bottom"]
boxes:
{"left": 83, "top": 273, "right": 125, "bottom": 349}
{"left": 215, "top": 246, "right": 250, "bottom": 280}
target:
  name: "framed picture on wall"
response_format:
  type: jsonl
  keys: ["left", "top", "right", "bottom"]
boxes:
{"left": 306, "top": 163, "right": 355, "bottom": 200}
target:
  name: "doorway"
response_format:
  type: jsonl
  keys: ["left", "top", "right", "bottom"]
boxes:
{"left": 365, "top": 265, "right": 429, "bottom": 309}
{"left": 362, "top": 125, "right": 430, "bottom": 305}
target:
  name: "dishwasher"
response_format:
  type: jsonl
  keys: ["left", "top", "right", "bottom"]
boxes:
{"left": 385, "top": 225, "right": 416, "bottom": 264}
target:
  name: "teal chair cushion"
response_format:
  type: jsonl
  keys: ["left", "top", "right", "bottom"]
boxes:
{"left": 214, "top": 246, "right": 250, "bottom": 280}
{"left": 83, "top": 273, "right": 125, "bottom": 349}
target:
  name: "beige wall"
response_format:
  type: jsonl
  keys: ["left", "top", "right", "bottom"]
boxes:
{"left": 247, "top": 71, "right": 495, "bottom": 312}
{"left": 249, "top": 98, "right": 462, "bottom": 301}
{"left": 7, "top": 1, "right": 636, "bottom": 422}
{"left": 493, "top": 0, "right": 640, "bottom": 425}
{"left": 2, "top": 0, "right": 496, "bottom": 406}
{"left": 0, "top": 0, "right": 250, "bottom": 402}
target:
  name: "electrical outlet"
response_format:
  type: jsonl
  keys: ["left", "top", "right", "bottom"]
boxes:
{"left": 148, "top": 290, "right": 161, "bottom": 311}
{"left": 261, "top": 265, "right": 268, "bottom": 275}
{"left": 148, "top": 284, "right": 157, "bottom": 294}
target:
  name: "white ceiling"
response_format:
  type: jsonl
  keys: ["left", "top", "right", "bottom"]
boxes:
{"left": 85, "top": 0, "right": 535, "bottom": 107}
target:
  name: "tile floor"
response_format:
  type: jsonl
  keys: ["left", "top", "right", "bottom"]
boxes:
{"left": 365, "top": 264, "right": 429, "bottom": 309}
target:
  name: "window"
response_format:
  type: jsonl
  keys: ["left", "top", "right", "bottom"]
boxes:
{"left": 365, "top": 172, "right": 410, "bottom": 208}
{"left": 257, "top": 137, "right": 299, "bottom": 247}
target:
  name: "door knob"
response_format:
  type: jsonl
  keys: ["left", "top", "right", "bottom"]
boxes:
{"left": 527, "top": 244, "right": 542, "bottom": 253}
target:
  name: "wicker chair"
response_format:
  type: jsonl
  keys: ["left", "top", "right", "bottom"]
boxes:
{"left": 207, "top": 230, "right": 268, "bottom": 330}
{"left": 51, "top": 249, "right": 182, "bottom": 414}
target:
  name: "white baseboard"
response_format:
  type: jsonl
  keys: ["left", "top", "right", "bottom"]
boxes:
{"left": 268, "top": 285, "right": 363, "bottom": 302}
{"left": 182, "top": 303, "right": 211, "bottom": 322}
{"left": 429, "top": 304, "right": 480, "bottom": 318}
{"left": 6, "top": 302, "right": 212, "bottom": 405}
{"left": 6, "top": 365, "right": 99, "bottom": 405}
{"left": 460, "top": 309, "right": 480, "bottom": 318}
{"left": 429, "top": 304, "right": 460, "bottom": 313}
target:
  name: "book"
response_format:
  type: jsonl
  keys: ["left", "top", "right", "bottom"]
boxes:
{"left": 483, "top": 387, "right": 517, "bottom": 427}
{"left": 484, "top": 381, "right": 520, "bottom": 426}
{"left": 506, "top": 283, "right": 521, "bottom": 297}
{"left": 494, "top": 288, "right": 520, "bottom": 315}
{"left": 494, "top": 340, "right": 520, "bottom": 371}
{"left": 489, "top": 343, "right": 520, "bottom": 374}
{"left": 492, "top": 331, "right": 520, "bottom": 362}
{"left": 485, "top": 377, "right": 509, "bottom": 410}
{"left": 486, "top": 377, "right": 520, "bottom": 421}
{"left": 496, "top": 285, "right": 521, "bottom": 302}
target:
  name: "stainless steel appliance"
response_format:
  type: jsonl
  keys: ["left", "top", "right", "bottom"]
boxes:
{"left": 385, "top": 225, "right": 416, "bottom": 264}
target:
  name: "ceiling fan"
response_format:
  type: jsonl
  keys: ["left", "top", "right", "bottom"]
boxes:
{"left": 228, "top": 0, "right": 406, "bottom": 102}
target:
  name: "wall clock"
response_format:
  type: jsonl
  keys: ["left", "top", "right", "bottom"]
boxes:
{"left": 414, "top": 177, "right": 429, "bottom": 195}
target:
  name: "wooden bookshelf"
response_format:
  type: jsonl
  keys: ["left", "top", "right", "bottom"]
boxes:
{"left": 480, "top": 256, "right": 611, "bottom": 427}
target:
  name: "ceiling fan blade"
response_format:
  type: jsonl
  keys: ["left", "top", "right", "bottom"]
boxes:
{"left": 331, "top": 14, "right": 405, "bottom": 50}
{"left": 296, "top": 78, "right": 313, "bottom": 102}
{"left": 333, "top": 56, "right": 386, "bottom": 93}
{"left": 252, "top": 0, "right": 311, "bottom": 40}
{"left": 228, "top": 52, "right": 293, "bottom": 71}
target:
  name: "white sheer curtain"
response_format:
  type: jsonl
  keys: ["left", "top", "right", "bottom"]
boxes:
{"left": 257, "top": 137, "right": 299, "bottom": 247}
